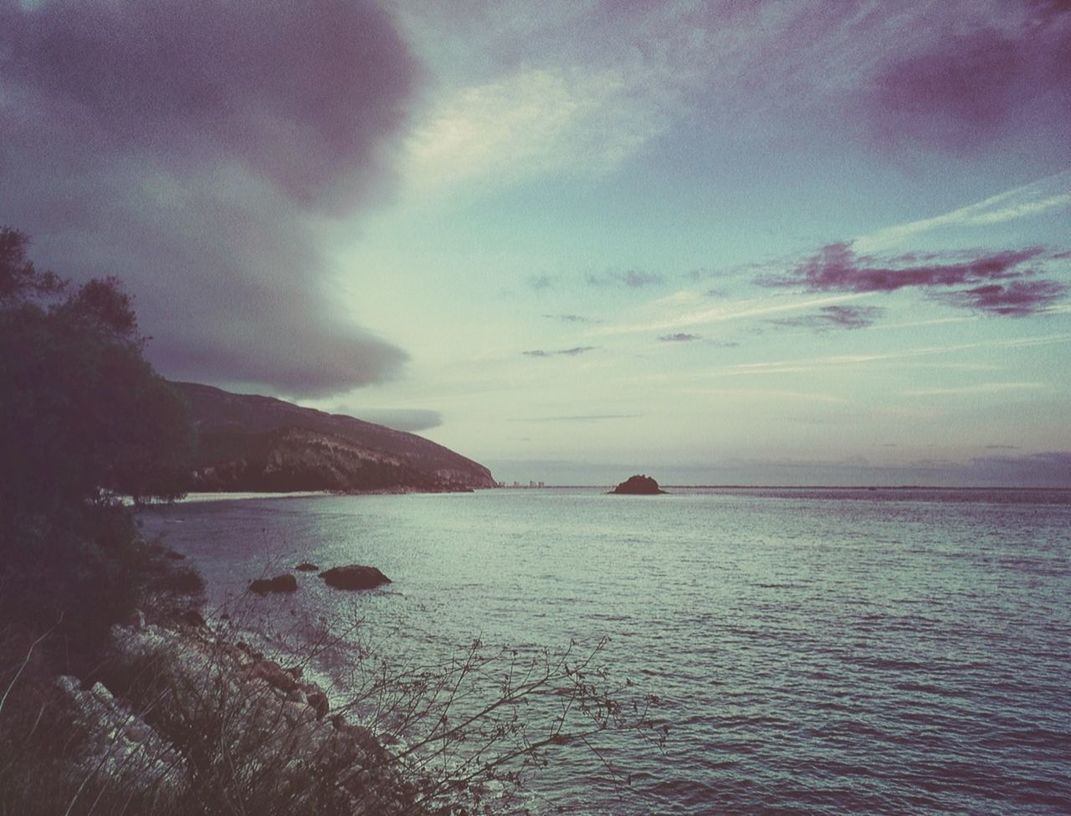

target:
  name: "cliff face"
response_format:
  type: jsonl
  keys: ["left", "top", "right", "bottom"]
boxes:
{"left": 174, "top": 382, "right": 495, "bottom": 492}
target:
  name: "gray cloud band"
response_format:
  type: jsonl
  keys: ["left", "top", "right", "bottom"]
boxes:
{"left": 0, "top": 0, "right": 418, "bottom": 397}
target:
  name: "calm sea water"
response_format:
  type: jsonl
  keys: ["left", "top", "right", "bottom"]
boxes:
{"left": 140, "top": 488, "right": 1071, "bottom": 815}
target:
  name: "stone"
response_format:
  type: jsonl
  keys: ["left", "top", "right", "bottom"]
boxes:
{"left": 248, "top": 659, "right": 300, "bottom": 693}
{"left": 306, "top": 689, "right": 329, "bottom": 719}
{"left": 319, "top": 565, "right": 391, "bottom": 591}
{"left": 249, "top": 574, "right": 298, "bottom": 594}
{"left": 179, "top": 609, "right": 206, "bottom": 627}
{"left": 609, "top": 474, "right": 666, "bottom": 495}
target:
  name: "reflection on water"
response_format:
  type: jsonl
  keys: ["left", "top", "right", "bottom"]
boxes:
{"left": 140, "top": 488, "right": 1071, "bottom": 815}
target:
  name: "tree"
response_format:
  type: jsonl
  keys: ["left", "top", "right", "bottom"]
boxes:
{"left": 0, "top": 227, "right": 194, "bottom": 646}
{"left": 0, "top": 228, "right": 192, "bottom": 524}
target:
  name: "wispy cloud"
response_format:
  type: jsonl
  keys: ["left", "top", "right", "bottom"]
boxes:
{"left": 522, "top": 346, "right": 598, "bottom": 358}
{"left": 700, "top": 333, "right": 1071, "bottom": 377}
{"left": 402, "top": 66, "right": 670, "bottom": 195}
{"left": 528, "top": 275, "right": 555, "bottom": 290}
{"left": 509, "top": 413, "right": 639, "bottom": 423}
{"left": 543, "top": 313, "right": 597, "bottom": 323}
{"left": 659, "top": 332, "right": 702, "bottom": 342}
{"left": 682, "top": 388, "right": 847, "bottom": 404}
{"left": 767, "top": 304, "right": 884, "bottom": 332}
{"left": 587, "top": 269, "right": 664, "bottom": 288}
{"left": 902, "top": 382, "right": 1046, "bottom": 397}
{"left": 592, "top": 293, "right": 867, "bottom": 337}
{"left": 857, "top": 169, "right": 1071, "bottom": 251}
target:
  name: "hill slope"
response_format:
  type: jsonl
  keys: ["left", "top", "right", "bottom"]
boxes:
{"left": 174, "top": 382, "right": 495, "bottom": 492}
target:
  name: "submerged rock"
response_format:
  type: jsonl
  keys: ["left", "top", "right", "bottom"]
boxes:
{"left": 610, "top": 474, "right": 666, "bottom": 495}
{"left": 249, "top": 574, "right": 299, "bottom": 594}
{"left": 320, "top": 565, "right": 391, "bottom": 591}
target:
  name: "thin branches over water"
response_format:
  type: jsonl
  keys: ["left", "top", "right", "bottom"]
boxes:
{"left": 0, "top": 580, "right": 665, "bottom": 815}
{"left": 209, "top": 593, "right": 667, "bottom": 813}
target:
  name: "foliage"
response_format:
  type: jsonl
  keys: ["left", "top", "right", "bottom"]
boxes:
{"left": 0, "top": 227, "right": 195, "bottom": 660}
{"left": 0, "top": 228, "right": 193, "bottom": 528}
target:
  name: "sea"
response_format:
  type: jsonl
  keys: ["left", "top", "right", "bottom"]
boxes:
{"left": 138, "top": 487, "right": 1071, "bottom": 815}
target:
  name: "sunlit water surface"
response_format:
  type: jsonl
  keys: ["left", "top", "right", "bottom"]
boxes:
{"left": 140, "top": 488, "right": 1071, "bottom": 815}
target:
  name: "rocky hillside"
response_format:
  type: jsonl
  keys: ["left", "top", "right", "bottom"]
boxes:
{"left": 173, "top": 382, "right": 495, "bottom": 492}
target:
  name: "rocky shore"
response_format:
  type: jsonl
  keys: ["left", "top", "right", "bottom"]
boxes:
{"left": 54, "top": 612, "right": 427, "bottom": 815}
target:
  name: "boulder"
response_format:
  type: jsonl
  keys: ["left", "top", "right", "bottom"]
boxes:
{"left": 306, "top": 689, "right": 330, "bottom": 719}
{"left": 319, "top": 565, "right": 391, "bottom": 591}
{"left": 610, "top": 474, "right": 666, "bottom": 495}
{"left": 179, "top": 609, "right": 206, "bottom": 627}
{"left": 249, "top": 574, "right": 298, "bottom": 594}
{"left": 248, "top": 659, "right": 300, "bottom": 693}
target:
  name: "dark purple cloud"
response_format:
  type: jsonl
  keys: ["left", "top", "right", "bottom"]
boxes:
{"left": 768, "top": 243, "right": 1046, "bottom": 293}
{"left": 934, "top": 280, "right": 1068, "bottom": 316}
{"left": 0, "top": 0, "right": 419, "bottom": 397}
{"left": 587, "top": 269, "right": 664, "bottom": 288}
{"left": 522, "top": 346, "right": 598, "bottom": 358}
{"left": 862, "top": 6, "right": 1071, "bottom": 153}
{"left": 659, "top": 332, "right": 702, "bottom": 342}
{"left": 768, "top": 305, "right": 884, "bottom": 331}
{"left": 0, "top": 0, "right": 415, "bottom": 209}
{"left": 764, "top": 242, "right": 1066, "bottom": 317}
{"left": 866, "top": 30, "right": 1023, "bottom": 152}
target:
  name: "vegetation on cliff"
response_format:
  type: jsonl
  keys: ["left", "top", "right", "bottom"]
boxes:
{"left": 176, "top": 381, "right": 496, "bottom": 493}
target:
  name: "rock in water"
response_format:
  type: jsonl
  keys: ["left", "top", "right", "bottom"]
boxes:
{"left": 249, "top": 574, "right": 299, "bottom": 594}
{"left": 320, "top": 565, "right": 391, "bottom": 590}
{"left": 610, "top": 474, "right": 666, "bottom": 495}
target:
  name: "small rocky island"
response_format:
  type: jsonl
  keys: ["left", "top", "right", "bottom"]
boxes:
{"left": 610, "top": 474, "right": 666, "bottom": 495}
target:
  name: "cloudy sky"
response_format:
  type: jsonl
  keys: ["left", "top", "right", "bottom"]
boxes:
{"left": 2, "top": 0, "right": 1070, "bottom": 485}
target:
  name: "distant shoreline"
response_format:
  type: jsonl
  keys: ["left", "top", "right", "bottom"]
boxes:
{"left": 497, "top": 484, "right": 1071, "bottom": 491}
{"left": 128, "top": 485, "right": 1071, "bottom": 506}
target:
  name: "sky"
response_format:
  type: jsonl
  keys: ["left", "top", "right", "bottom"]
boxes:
{"left": 2, "top": 0, "right": 1070, "bottom": 486}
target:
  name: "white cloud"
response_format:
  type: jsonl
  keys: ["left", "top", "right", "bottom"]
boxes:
{"left": 401, "top": 67, "right": 669, "bottom": 196}
{"left": 589, "top": 293, "right": 869, "bottom": 337}
{"left": 857, "top": 169, "right": 1071, "bottom": 252}
{"left": 681, "top": 387, "right": 848, "bottom": 404}
{"left": 902, "top": 382, "right": 1046, "bottom": 397}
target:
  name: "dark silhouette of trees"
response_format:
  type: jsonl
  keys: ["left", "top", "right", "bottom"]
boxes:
{"left": 1, "top": 227, "right": 194, "bottom": 651}
{"left": 1, "top": 228, "right": 192, "bottom": 522}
